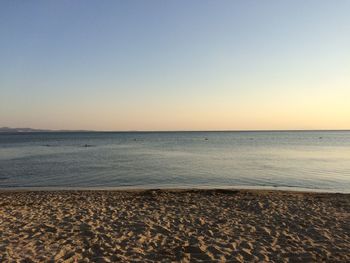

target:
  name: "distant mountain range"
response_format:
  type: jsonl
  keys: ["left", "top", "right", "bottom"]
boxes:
{"left": 0, "top": 127, "right": 91, "bottom": 133}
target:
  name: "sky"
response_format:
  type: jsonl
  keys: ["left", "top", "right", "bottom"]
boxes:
{"left": 0, "top": 1, "right": 349, "bottom": 131}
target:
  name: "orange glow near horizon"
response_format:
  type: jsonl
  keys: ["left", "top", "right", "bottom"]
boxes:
{"left": 1, "top": 1, "right": 349, "bottom": 131}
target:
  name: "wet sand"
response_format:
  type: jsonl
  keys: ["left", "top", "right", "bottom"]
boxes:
{"left": 0, "top": 189, "right": 349, "bottom": 262}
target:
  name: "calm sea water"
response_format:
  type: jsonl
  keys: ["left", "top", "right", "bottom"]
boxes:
{"left": 0, "top": 131, "right": 350, "bottom": 192}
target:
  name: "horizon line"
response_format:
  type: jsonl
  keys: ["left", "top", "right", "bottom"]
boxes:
{"left": 1, "top": 127, "right": 350, "bottom": 133}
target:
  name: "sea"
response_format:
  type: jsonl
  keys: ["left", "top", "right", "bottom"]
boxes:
{"left": 0, "top": 131, "right": 349, "bottom": 193}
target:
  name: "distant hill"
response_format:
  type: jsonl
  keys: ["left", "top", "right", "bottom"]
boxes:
{"left": 0, "top": 127, "right": 51, "bottom": 133}
{"left": 0, "top": 127, "right": 91, "bottom": 133}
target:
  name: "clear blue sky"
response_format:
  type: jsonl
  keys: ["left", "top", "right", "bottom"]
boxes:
{"left": 1, "top": 1, "right": 349, "bottom": 130}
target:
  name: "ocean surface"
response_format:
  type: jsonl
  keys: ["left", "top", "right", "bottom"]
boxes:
{"left": 0, "top": 131, "right": 350, "bottom": 192}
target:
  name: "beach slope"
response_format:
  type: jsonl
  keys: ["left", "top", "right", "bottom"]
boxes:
{"left": 0, "top": 189, "right": 349, "bottom": 262}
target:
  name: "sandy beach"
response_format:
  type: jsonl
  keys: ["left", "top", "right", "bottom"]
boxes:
{"left": 0, "top": 189, "right": 349, "bottom": 262}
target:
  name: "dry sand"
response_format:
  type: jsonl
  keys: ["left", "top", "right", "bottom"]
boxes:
{"left": 0, "top": 189, "right": 349, "bottom": 262}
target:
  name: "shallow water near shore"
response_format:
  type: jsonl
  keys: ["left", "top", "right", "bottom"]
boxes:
{"left": 0, "top": 131, "right": 350, "bottom": 192}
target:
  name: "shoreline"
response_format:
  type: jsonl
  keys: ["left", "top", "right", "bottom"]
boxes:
{"left": 1, "top": 185, "right": 349, "bottom": 194}
{"left": 1, "top": 189, "right": 349, "bottom": 262}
